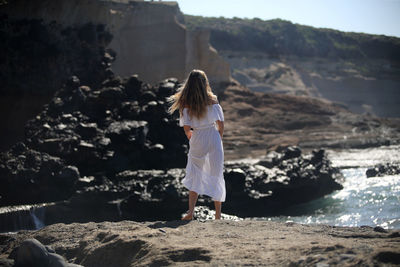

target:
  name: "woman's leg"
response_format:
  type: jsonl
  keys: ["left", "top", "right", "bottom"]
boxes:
{"left": 182, "top": 191, "right": 198, "bottom": 220}
{"left": 214, "top": 201, "right": 222, "bottom": 220}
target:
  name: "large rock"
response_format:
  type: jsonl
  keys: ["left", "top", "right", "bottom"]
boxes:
{"left": 11, "top": 238, "right": 82, "bottom": 267}
{"left": 0, "top": 143, "right": 79, "bottom": 206}
{"left": 0, "top": 72, "right": 187, "bottom": 206}
{"left": 366, "top": 163, "right": 400, "bottom": 178}
{"left": 222, "top": 147, "right": 343, "bottom": 216}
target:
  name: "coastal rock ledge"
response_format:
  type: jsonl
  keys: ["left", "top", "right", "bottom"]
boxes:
{"left": 1, "top": 221, "right": 399, "bottom": 267}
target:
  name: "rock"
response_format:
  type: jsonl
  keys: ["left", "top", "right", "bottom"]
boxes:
{"left": 13, "top": 239, "right": 49, "bottom": 267}
{"left": 119, "top": 101, "right": 140, "bottom": 119}
{"left": 76, "top": 122, "right": 98, "bottom": 139}
{"left": 70, "top": 87, "right": 87, "bottom": 108}
{"left": 11, "top": 238, "right": 82, "bottom": 267}
{"left": 119, "top": 169, "right": 187, "bottom": 221}
{"left": 0, "top": 144, "right": 80, "bottom": 206}
{"left": 189, "top": 206, "right": 243, "bottom": 221}
{"left": 0, "top": 258, "right": 14, "bottom": 267}
{"left": 140, "top": 90, "right": 157, "bottom": 103}
{"left": 366, "top": 168, "right": 378, "bottom": 178}
{"left": 106, "top": 120, "right": 148, "bottom": 147}
{"left": 65, "top": 76, "right": 80, "bottom": 91}
{"left": 282, "top": 146, "right": 301, "bottom": 160}
{"left": 158, "top": 79, "right": 177, "bottom": 98}
{"left": 366, "top": 163, "right": 400, "bottom": 178}
{"left": 125, "top": 74, "right": 142, "bottom": 98}
{"left": 56, "top": 166, "right": 80, "bottom": 187}
{"left": 225, "top": 168, "right": 246, "bottom": 194}
{"left": 389, "top": 232, "right": 400, "bottom": 238}
{"left": 102, "top": 76, "right": 122, "bottom": 87}
{"left": 223, "top": 147, "right": 343, "bottom": 216}
{"left": 311, "top": 149, "right": 326, "bottom": 165}
{"left": 374, "top": 226, "right": 388, "bottom": 233}
{"left": 98, "top": 87, "right": 124, "bottom": 107}
{"left": 374, "top": 251, "right": 400, "bottom": 265}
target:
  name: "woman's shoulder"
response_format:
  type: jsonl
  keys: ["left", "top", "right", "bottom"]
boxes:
{"left": 210, "top": 99, "right": 219, "bottom": 105}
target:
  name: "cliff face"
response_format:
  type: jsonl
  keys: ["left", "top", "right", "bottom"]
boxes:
{"left": 0, "top": 13, "right": 112, "bottom": 151}
{"left": 185, "top": 16, "right": 400, "bottom": 118}
{"left": 0, "top": 0, "right": 230, "bottom": 151}
{"left": 223, "top": 53, "right": 400, "bottom": 117}
{"left": 2, "top": 0, "right": 230, "bottom": 85}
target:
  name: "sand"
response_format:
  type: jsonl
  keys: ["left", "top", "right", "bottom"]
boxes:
{"left": 1, "top": 220, "right": 399, "bottom": 266}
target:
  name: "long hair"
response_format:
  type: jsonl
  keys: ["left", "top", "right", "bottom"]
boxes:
{"left": 168, "top": 69, "right": 217, "bottom": 119}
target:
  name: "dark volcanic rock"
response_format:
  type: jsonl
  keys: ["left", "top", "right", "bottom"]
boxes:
{"left": 0, "top": 16, "right": 113, "bottom": 151}
{"left": 37, "top": 148, "right": 342, "bottom": 223}
{"left": 223, "top": 147, "right": 343, "bottom": 216}
{"left": 0, "top": 143, "right": 79, "bottom": 206}
{"left": 366, "top": 163, "right": 400, "bottom": 178}
{"left": 0, "top": 70, "right": 187, "bottom": 206}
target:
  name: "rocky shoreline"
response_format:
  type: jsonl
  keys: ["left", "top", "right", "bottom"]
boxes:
{"left": 1, "top": 220, "right": 400, "bottom": 266}
{"left": 0, "top": 69, "right": 345, "bottom": 232}
{"left": 1, "top": 3, "right": 399, "bottom": 266}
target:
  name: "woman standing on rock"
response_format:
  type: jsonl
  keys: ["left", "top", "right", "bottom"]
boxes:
{"left": 168, "top": 69, "right": 226, "bottom": 220}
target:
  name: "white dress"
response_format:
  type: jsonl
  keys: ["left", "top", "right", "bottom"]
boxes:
{"left": 180, "top": 104, "right": 226, "bottom": 202}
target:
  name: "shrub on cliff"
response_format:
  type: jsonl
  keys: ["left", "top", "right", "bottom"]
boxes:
{"left": 184, "top": 15, "right": 400, "bottom": 60}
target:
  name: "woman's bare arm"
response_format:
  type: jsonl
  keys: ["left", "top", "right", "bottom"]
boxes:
{"left": 183, "top": 125, "right": 192, "bottom": 140}
{"left": 216, "top": 120, "right": 224, "bottom": 139}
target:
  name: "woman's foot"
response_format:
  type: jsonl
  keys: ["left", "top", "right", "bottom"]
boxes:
{"left": 181, "top": 212, "right": 194, "bottom": 220}
{"left": 214, "top": 201, "right": 222, "bottom": 220}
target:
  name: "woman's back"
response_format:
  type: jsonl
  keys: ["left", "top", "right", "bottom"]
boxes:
{"left": 180, "top": 103, "right": 224, "bottom": 129}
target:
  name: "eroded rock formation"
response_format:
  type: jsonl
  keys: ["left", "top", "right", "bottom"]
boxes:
{"left": 0, "top": 0, "right": 230, "bottom": 150}
{"left": 2, "top": 0, "right": 230, "bottom": 86}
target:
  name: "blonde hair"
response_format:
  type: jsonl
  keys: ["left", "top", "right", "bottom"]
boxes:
{"left": 168, "top": 69, "right": 217, "bottom": 119}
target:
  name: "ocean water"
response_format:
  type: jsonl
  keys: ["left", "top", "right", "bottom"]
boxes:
{"left": 261, "top": 145, "right": 400, "bottom": 229}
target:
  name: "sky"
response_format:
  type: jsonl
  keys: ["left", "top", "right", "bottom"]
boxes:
{"left": 174, "top": 0, "right": 400, "bottom": 38}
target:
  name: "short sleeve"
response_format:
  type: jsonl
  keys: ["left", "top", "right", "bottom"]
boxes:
{"left": 213, "top": 104, "right": 224, "bottom": 122}
{"left": 179, "top": 108, "right": 192, "bottom": 127}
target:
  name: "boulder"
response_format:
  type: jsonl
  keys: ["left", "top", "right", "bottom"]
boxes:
{"left": 125, "top": 74, "right": 142, "bottom": 99}
{"left": 222, "top": 147, "right": 343, "bottom": 216}
{"left": 11, "top": 238, "right": 82, "bottom": 267}
{"left": 366, "top": 163, "right": 400, "bottom": 178}
{"left": 0, "top": 144, "right": 79, "bottom": 206}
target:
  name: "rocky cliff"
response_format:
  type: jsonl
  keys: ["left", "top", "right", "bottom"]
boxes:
{"left": 0, "top": 0, "right": 230, "bottom": 151}
{"left": 2, "top": 0, "right": 230, "bottom": 86}
{"left": 185, "top": 16, "right": 400, "bottom": 118}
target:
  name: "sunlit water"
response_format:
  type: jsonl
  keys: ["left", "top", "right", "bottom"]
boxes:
{"left": 259, "top": 145, "right": 400, "bottom": 229}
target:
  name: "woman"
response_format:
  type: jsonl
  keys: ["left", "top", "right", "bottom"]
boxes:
{"left": 168, "top": 69, "right": 225, "bottom": 220}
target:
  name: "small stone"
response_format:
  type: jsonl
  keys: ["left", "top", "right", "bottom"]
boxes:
{"left": 374, "top": 226, "right": 388, "bottom": 233}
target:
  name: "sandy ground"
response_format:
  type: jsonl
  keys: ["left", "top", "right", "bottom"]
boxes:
{"left": 1, "top": 220, "right": 399, "bottom": 266}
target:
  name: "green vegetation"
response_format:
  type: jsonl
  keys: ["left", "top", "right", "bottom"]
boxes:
{"left": 184, "top": 15, "right": 400, "bottom": 60}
